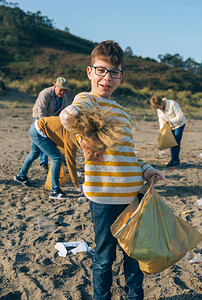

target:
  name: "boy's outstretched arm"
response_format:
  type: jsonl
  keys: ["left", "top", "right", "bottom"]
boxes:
{"left": 59, "top": 104, "right": 79, "bottom": 130}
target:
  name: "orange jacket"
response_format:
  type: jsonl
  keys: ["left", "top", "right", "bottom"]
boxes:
{"left": 37, "top": 116, "right": 79, "bottom": 188}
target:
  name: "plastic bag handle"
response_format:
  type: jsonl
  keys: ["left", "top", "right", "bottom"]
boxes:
{"left": 149, "top": 175, "right": 156, "bottom": 192}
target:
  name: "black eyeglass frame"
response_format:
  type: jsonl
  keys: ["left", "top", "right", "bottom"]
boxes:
{"left": 90, "top": 65, "right": 123, "bottom": 79}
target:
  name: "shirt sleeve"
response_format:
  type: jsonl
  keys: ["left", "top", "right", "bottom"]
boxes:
{"left": 138, "top": 158, "right": 154, "bottom": 173}
{"left": 157, "top": 110, "right": 168, "bottom": 130}
{"left": 169, "top": 101, "right": 185, "bottom": 127}
{"left": 37, "top": 92, "right": 50, "bottom": 118}
{"left": 64, "top": 138, "right": 79, "bottom": 189}
{"left": 59, "top": 93, "right": 96, "bottom": 130}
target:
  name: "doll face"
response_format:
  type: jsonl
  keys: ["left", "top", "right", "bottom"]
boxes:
{"left": 80, "top": 137, "right": 107, "bottom": 162}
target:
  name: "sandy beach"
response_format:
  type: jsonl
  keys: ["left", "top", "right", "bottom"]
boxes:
{"left": 0, "top": 90, "right": 201, "bottom": 299}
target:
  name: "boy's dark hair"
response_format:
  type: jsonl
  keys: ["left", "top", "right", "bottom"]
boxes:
{"left": 91, "top": 40, "right": 124, "bottom": 68}
{"left": 150, "top": 95, "right": 163, "bottom": 109}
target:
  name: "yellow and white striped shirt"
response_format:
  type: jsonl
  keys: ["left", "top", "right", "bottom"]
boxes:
{"left": 73, "top": 92, "right": 152, "bottom": 204}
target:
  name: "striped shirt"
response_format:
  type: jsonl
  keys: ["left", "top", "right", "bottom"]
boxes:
{"left": 72, "top": 92, "right": 152, "bottom": 204}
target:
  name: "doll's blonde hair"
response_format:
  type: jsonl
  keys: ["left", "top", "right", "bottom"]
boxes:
{"left": 67, "top": 107, "right": 125, "bottom": 150}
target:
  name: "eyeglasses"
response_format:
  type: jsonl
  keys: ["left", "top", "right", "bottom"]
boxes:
{"left": 90, "top": 65, "right": 123, "bottom": 79}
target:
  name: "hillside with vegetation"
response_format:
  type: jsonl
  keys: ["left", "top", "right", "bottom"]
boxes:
{"left": 0, "top": 2, "right": 202, "bottom": 115}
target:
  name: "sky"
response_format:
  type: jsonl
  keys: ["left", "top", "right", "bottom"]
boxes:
{"left": 14, "top": 0, "right": 202, "bottom": 63}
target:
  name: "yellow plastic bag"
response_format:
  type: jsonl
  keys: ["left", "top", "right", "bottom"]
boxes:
{"left": 110, "top": 179, "right": 202, "bottom": 274}
{"left": 158, "top": 122, "right": 178, "bottom": 150}
{"left": 45, "top": 161, "right": 69, "bottom": 190}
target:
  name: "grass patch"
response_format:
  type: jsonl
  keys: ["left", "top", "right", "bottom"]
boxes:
{"left": 1, "top": 78, "right": 201, "bottom": 121}
{"left": 12, "top": 101, "right": 30, "bottom": 108}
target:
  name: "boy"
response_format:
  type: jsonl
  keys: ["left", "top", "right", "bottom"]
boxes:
{"left": 60, "top": 40, "right": 165, "bottom": 299}
{"left": 150, "top": 95, "right": 186, "bottom": 167}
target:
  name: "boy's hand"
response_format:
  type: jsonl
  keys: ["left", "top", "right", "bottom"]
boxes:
{"left": 143, "top": 168, "right": 165, "bottom": 184}
{"left": 59, "top": 105, "right": 79, "bottom": 130}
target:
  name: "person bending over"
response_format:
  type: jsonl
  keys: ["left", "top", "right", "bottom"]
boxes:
{"left": 150, "top": 95, "right": 186, "bottom": 167}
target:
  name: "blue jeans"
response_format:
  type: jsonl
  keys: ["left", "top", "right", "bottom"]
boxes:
{"left": 90, "top": 201, "right": 144, "bottom": 300}
{"left": 171, "top": 124, "right": 185, "bottom": 161}
{"left": 33, "top": 118, "right": 48, "bottom": 166}
{"left": 19, "top": 123, "right": 62, "bottom": 192}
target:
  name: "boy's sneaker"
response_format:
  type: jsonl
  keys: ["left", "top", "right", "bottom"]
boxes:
{"left": 14, "top": 175, "right": 30, "bottom": 187}
{"left": 49, "top": 190, "right": 70, "bottom": 200}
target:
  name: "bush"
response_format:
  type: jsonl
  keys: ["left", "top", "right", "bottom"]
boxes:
{"left": 67, "top": 79, "right": 91, "bottom": 97}
{"left": 6, "top": 78, "right": 202, "bottom": 119}
{"left": 0, "top": 80, "right": 6, "bottom": 94}
{"left": 9, "top": 78, "right": 53, "bottom": 95}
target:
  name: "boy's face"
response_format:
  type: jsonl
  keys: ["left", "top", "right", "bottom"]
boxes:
{"left": 87, "top": 59, "right": 123, "bottom": 99}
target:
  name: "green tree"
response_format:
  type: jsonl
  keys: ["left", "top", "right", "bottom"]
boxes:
{"left": 124, "top": 46, "right": 134, "bottom": 57}
{"left": 158, "top": 53, "right": 184, "bottom": 68}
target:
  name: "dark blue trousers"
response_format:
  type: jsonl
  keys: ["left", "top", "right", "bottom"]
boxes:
{"left": 90, "top": 201, "right": 144, "bottom": 300}
{"left": 171, "top": 124, "right": 185, "bottom": 161}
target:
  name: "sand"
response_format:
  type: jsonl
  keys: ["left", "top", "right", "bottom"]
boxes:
{"left": 0, "top": 91, "right": 201, "bottom": 300}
